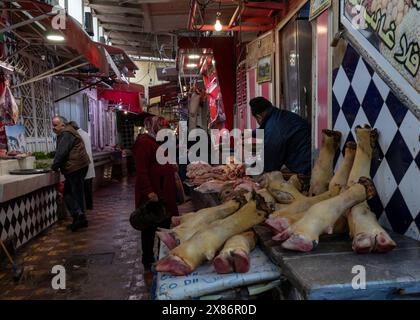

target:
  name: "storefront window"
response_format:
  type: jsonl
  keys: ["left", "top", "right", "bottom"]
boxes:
{"left": 279, "top": 17, "right": 312, "bottom": 123}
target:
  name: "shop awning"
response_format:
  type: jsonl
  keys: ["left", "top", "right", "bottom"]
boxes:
{"left": 5, "top": 1, "right": 109, "bottom": 75}
{"left": 96, "top": 43, "right": 138, "bottom": 78}
{"left": 97, "top": 82, "right": 145, "bottom": 114}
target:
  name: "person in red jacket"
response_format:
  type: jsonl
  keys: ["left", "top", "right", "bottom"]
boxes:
{"left": 133, "top": 116, "right": 179, "bottom": 271}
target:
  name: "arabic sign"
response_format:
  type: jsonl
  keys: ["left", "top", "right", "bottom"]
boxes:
{"left": 310, "top": 0, "right": 333, "bottom": 21}
{"left": 341, "top": 0, "right": 419, "bottom": 94}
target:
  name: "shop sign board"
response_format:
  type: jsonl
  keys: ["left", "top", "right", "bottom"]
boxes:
{"left": 340, "top": 0, "right": 420, "bottom": 109}
{"left": 5, "top": 125, "right": 27, "bottom": 153}
{"left": 309, "top": 0, "right": 333, "bottom": 21}
{"left": 257, "top": 56, "right": 272, "bottom": 83}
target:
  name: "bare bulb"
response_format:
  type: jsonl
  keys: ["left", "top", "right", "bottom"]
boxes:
{"left": 214, "top": 18, "right": 222, "bottom": 32}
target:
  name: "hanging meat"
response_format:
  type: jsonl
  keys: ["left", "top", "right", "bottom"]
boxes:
{"left": 273, "top": 177, "right": 377, "bottom": 252}
{"left": 213, "top": 231, "right": 257, "bottom": 274}
{"left": 308, "top": 130, "right": 341, "bottom": 196}
{"left": 0, "top": 83, "right": 19, "bottom": 125}
{"left": 346, "top": 125, "right": 396, "bottom": 253}
{"left": 154, "top": 192, "right": 273, "bottom": 275}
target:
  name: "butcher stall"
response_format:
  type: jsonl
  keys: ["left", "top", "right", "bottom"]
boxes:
{"left": 151, "top": 126, "right": 420, "bottom": 300}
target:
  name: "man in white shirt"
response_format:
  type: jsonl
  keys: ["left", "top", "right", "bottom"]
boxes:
{"left": 69, "top": 121, "right": 96, "bottom": 213}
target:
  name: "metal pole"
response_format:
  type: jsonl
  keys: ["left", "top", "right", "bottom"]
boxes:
{"left": 22, "top": 55, "right": 84, "bottom": 83}
{"left": 0, "top": 12, "right": 54, "bottom": 34}
{"left": 54, "top": 79, "right": 103, "bottom": 103}
{"left": 12, "top": 62, "right": 89, "bottom": 88}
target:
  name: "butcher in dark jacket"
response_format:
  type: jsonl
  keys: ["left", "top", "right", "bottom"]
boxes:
{"left": 250, "top": 97, "right": 311, "bottom": 175}
{"left": 52, "top": 116, "right": 90, "bottom": 232}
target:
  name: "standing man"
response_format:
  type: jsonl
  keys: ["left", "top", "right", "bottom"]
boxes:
{"left": 250, "top": 97, "right": 311, "bottom": 175}
{"left": 68, "top": 121, "right": 95, "bottom": 214}
{"left": 52, "top": 116, "right": 90, "bottom": 232}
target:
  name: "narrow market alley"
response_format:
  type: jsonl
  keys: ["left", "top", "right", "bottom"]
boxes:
{"left": 0, "top": 0, "right": 419, "bottom": 304}
{"left": 0, "top": 178, "right": 150, "bottom": 300}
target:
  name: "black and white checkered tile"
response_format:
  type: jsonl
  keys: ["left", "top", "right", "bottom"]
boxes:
{"left": 0, "top": 186, "right": 58, "bottom": 248}
{"left": 332, "top": 44, "right": 420, "bottom": 241}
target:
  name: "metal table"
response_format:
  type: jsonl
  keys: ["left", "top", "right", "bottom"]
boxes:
{"left": 254, "top": 225, "right": 420, "bottom": 300}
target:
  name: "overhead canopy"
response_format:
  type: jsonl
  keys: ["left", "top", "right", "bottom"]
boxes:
{"left": 97, "top": 81, "right": 145, "bottom": 114}
{"left": 1, "top": 0, "right": 109, "bottom": 75}
{"left": 96, "top": 42, "right": 138, "bottom": 77}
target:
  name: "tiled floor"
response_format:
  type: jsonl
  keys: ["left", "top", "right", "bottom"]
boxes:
{"left": 0, "top": 177, "right": 151, "bottom": 300}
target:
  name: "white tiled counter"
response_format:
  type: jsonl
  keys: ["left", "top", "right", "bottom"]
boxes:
{"left": 0, "top": 171, "right": 61, "bottom": 248}
{"left": 0, "top": 172, "right": 60, "bottom": 203}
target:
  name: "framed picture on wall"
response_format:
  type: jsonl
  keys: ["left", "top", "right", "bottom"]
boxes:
{"left": 309, "top": 0, "right": 332, "bottom": 21}
{"left": 257, "top": 56, "right": 271, "bottom": 83}
{"left": 5, "top": 125, "right": 27, "bottom": 153}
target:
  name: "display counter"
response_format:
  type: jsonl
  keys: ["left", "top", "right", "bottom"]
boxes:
{"left": 92, "top": 151, "right": 115, "bottom": 191}
{"left": 0, "top": 170, "right": 61, "bottom": 249}
{"left": 255, "top": 225, "right": 420, "bottom": 300}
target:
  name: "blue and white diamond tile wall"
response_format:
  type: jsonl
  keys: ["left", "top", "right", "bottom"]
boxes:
{"left": 0, "top": 186, "right": 58, "bottom": 248}
{"left": 332, "top": 44, "right": 420, "bottom": 241}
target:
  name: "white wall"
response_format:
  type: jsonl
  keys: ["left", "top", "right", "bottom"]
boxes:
{"left": 131, "top": 60, "right": 175, "bottom": 103}
{"left": 67, "top": 0, "right": 83, "bottom": 26}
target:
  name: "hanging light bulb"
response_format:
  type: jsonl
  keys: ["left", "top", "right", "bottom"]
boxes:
{"left": 214, "top": 12, "right": 222, "bottom": 32}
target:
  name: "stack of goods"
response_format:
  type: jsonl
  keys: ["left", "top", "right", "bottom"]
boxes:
{"left": 154, "top": 126, "right": 396, "bottom": 276}
{"left": 265, "top": 127, "right": 396, "bottom": 254}
{"left": 187, "top": 161, "right": 260, "bottom": 193}
{"left": 155, "top": 191, "right": 272, "bottom": 275}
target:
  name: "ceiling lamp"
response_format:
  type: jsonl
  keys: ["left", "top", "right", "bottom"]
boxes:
{"left": 186, "top": 63, "right": 197, "bottom": 68}
{"left": 188, "top": 54, "right": 201, "bottom": 59}
{"left": 214, "top": 12, "right": 222, "bottom": 32}
{"left": 46, "top": 33, "right": 65, "bottom": 41}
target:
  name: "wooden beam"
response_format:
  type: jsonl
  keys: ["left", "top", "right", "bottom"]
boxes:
{"left": 111, "top": 44, "right": 154, "bottom": 55}
{"left": 89, "top": 3, "right": 144, "bottom": 15}
{"left": 245, "top": 2, "right": 286, "bottom": 11}
{"left": 101, "top": 23, "right": 144, "bottom": 33}
{"left": 108, "top": 39, "right": 151, "bottom": 47}
{"left": 95, "top": 14, "right": 143, "bottom": 25}
{"left": 188, "top": 0, "right": 197, "bottom": 30}
{"left": 192, "top": 24, "right": 273, "bottom": 31}
{"left": 108, "top": 31, "right": 171, "bottom": 43}
{"left": 141, "top": 3, "right": 153, "bottom": 33}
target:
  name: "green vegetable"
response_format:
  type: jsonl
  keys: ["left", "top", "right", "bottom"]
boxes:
{"left": 35, "top": 162, "right": 50, "bottom": 169}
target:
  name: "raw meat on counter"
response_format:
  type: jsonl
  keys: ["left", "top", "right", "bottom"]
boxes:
{"left": 157, "top": 196, "right": 246, "bottom": 249}
{"left": 265, "top": 184, "right": 341, "bottom": 235}
{"left": 186, "top": 161, "right": 247, "bottom": 186}
{"left": 261, "top": 171, "right": 303, "bottom": 204}
{"left": 265, "top": 142, "right": 357, "bottom": 236}
{"left": 346, "top": 125, "right": 396, "bottom": 253}
{"left": 194, "top": 180, "right": 234, "bottom": 193}
{"left": 154, "top": 192, "right": 273, "bottom": 275}
{"left": 308, "top": 129, "right": 341, "bottom": 196}
{"left": 274, "top": 177, "right": 377, "bottom": 252}
{"left": 213, "top": 231, "right": 256, "bottom": 274}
